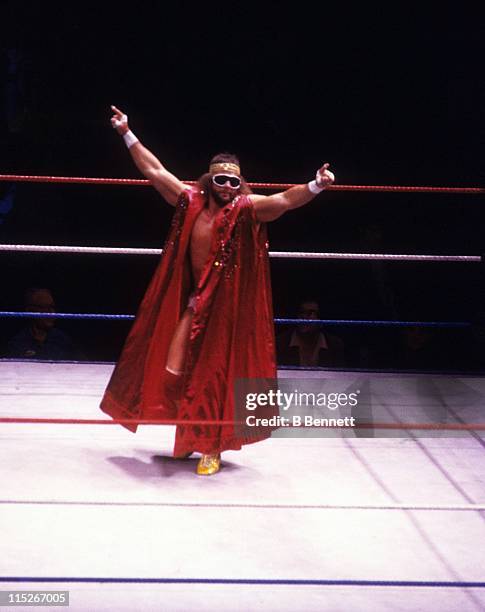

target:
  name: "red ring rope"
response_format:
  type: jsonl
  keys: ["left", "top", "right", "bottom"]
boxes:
{"left": 0, "top": 174, "right": 483, "bottom": 194}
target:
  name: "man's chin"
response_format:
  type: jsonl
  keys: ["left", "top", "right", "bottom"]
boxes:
{"left": 213, "top": 192, "right": 236, "bottom": 206}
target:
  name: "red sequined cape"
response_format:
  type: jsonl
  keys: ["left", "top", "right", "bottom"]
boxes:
{"left": 100, "top": 188, "right": 277, "bottom": 454}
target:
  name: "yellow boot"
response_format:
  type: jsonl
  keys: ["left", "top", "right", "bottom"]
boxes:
{"left": 196, "top": 454, "right": 221, "bottom": 476}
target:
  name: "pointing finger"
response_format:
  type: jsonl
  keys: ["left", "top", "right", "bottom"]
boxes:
{"left": 111, "top": 105, "right": 123, "bottom": 116}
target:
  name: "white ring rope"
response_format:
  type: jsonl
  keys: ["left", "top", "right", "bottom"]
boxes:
{"left": 0, "top": 244, "right": 480, "bottom": 262}
{"left": 0, "top": 244, "right": 163, "bottom": 255}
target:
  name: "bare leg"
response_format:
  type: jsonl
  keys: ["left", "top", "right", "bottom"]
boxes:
{"left": 165, "top": 307, "right": 194, "bottom": 459}
{"left": 166, "top": 307, "right": 194, "bottom": 374}
{"left": 166, "top": 306, "right": 221, "bottom": 474}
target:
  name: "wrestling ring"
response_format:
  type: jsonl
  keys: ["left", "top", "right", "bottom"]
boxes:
{"left": 0, "top": 173, "right": 485, "bottom": 611}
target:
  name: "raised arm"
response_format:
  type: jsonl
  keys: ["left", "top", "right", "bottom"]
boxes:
{"left": 250, "top": 164, "right": 335, "bottom": 222}
{"left": 110, "top": 105, "right": 189, "bottom": 206}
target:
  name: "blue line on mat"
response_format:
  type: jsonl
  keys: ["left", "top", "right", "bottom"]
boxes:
{"left": 1, "top": 577, "right": 484, "bottom": 588}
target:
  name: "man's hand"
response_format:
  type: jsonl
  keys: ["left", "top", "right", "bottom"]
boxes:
{"left": 108, "top": 105, "right": 188, "bottom": 205}
{"left": 251, "top": 161, "right": 336, "bottom": 221}
{"left": 110, "top": 105, "right": 129, "bottom": 135}
{"left": 316, "top": 163, "right": 335, "bottom": 188}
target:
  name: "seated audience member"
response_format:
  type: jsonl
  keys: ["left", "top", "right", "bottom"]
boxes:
{"left": 397, "top": 325, "right": 441, "bottom": 370}
{"left": 276, "top": 299, "right": 345, "bottom": 367}
{"left": 7, "top": 287, "right": 75, "bottom": 360}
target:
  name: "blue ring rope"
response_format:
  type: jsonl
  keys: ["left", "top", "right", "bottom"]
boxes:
{"left": 0, "top": 312, "right": 471, "bottom": 328}
{"left": 276, "top": 318, "right": 470, "bottom": 328}
{"left": 0, "top": 577, "right": 484, "bottom": 587}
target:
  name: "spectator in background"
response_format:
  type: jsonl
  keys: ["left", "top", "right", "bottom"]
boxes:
{"left": 352, "top": 222, "right": 398, "bottom": 368}
{"left": 397, "top": 325, "right": 441, "bottom": 371}
{"left": 7, "top": 287, "right": 75, "bottom": 360}
{"left": 276, "top": 299, "right": 345, "bottom": 367}
{"left": 357, "top": 222, "right": 398, "bottom": 318}
{"left": 0, "top": 184, "right": 15, "bottom": 229}
{"left": 0, "top": 183, "right": 15, "bottom": 242}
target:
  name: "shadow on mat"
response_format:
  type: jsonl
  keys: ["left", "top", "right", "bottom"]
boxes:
{"left": 107, "top": 455, "right": 240, "bottom": 479}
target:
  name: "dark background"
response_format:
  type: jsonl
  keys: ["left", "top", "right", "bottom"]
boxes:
{"left": 1, "top": 3, "right": 484, "bottom": 369}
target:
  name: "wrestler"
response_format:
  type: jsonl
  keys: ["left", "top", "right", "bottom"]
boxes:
{"left": 101, "top": 105, "right": 335, "bottom": 475}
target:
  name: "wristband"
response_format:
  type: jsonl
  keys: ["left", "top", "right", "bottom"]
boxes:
{"left": 308, "top": 179, "right": 325, "bottom": 194}
{"left": 123, "top": 130, "right": 139, "bottom": 149}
